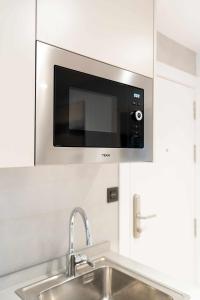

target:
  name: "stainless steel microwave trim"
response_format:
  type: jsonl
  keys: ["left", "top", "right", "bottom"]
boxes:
{"left": 35, "top": 41, "right": 153, "bottom": 164}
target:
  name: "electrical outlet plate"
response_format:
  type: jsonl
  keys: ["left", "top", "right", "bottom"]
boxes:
{"left": 107, "top": 187, "right": 119, "bottom": 203}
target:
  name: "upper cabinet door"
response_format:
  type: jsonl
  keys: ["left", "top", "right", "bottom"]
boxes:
{"left": 0, "top": 0, "right": 35, "bottom": 167}
{"left": 37, "top": 0, "right": 154, "bottom": 78}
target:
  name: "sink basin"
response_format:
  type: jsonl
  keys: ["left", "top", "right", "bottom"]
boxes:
{"left": 16, "top": 257, "right": 187, "bottom": 300}
{"left": 39, "top": 266, "right": 172, "bottom": 300}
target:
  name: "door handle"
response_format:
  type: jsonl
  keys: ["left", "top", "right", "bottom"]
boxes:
{"left": 133, "top": 194, "right": 157, "bottom": 239}
{"left": 136, "top": 213, "right": 157, "bottom": 220}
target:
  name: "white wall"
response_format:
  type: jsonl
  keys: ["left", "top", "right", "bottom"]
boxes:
{"left": 0, "top": 164, "right": 118, "bottom": 276}
{"left": 157, "top": 32, "right": 196, "bottom": 75}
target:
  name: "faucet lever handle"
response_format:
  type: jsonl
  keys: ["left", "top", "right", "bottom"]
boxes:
{"left": 86, "top": 259, "right": 95, "bottom": 268}
{"left": 75, "top": 253, "right": 87, "bottom": 264}
{"left": 75, "top": 253, "right": 95, "bottom": 268}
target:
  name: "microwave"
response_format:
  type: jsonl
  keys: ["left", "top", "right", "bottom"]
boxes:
{"left": 36, "top": 41, "right": 153, "bottom": 164}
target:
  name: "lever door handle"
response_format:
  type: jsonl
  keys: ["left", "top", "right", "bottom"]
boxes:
{"left": 136, "top": 213, "right": 157, "bottom": 220}
{"left": 133, "top": 194, "right": 157, "bottom": 239}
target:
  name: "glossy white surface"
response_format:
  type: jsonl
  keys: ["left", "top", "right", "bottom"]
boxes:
{"left": 157, "top": 32, "right": 196, "bottom": 75}
{"left": 0, "top": 0, "right": 35, "bottom": 167}
{"left": 37, "top": 0, "right": 154, "bottom": 78}
{"left": 0, "top": 164, "right": 118, "bottom": 276}
{"left": 157, "top": 0, "right": 200, "bottom": 52}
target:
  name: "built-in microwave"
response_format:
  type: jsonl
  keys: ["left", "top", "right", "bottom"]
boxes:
{"left": 36, "top": 41, "right": 153, "bottom": 164}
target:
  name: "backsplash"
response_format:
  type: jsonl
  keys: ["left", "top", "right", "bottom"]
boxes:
{"left": 0, "top": 164, "right": 118, "bottom": 276}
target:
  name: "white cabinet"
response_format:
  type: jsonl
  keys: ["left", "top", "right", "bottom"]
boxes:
{"left": 0, "top": 0, "right": 153, "bottom": 168}
{"left": 37, "top": 0, "right": 154, "bottom": 78}
{"left": 0, "top": 0, "right": 35, "bottom": 167}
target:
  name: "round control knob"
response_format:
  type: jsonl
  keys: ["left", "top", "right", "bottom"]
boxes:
{"left": 135, "top": 110, "right": 143, "bottom": 121}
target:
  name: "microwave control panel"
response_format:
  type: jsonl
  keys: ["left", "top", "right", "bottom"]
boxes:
{"left": 128, "top": 88, "right": 144, "bottom": 148}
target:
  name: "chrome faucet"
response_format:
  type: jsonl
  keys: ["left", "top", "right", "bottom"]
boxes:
{"left": 66, "top": 207, "right": 94, "bottom": 277}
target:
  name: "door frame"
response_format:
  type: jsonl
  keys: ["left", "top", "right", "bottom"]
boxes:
{"left": 119, "top": 61, "right": 198, "bottom": 282}
{"left": 195, "top": 76, "right": 200, "bottom": 285}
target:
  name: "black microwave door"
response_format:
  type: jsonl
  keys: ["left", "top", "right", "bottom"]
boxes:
{"left": 54, "top": 65, "right": 130, "bottom": 148}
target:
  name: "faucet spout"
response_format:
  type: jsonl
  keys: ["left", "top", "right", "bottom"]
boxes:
{"left": 69, "top": 207, "right": 92, "bottom": 254}
{"left": 67, "top": 207, "right": 93, "bottom": 277}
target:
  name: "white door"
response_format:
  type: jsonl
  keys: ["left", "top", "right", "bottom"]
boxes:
{"left": 120, "top": 70, "right": 196, "bottom": 283}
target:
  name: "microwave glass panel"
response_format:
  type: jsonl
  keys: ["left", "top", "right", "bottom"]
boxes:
{"left": 69, "top": 88, "right": 117, "bottom": 133}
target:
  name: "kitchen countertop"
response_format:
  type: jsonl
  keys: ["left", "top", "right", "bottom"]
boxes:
{"left": 0, "top": 242, "right": 200, "bottom": 300}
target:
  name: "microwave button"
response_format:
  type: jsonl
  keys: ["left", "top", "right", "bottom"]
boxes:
{"left": 130, "top": 111, "right": 143, "bottom": 121}
{"left": 130, "top": 135, "right": 143, "bottom": 147}
{"left": 135, "top": 110, "right": 143, "bottom": 121}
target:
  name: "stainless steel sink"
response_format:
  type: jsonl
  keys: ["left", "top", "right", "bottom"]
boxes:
{"left": 39, "top": 266, "right": 172, "bottom": 300}
{"left": 16, "top": 257, "right": 187, "bottom": 300}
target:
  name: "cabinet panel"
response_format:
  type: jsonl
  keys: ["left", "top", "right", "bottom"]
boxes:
{"left": 37, "top": 0, "right": 154, "bottom": 78}
{"left": 0, "top": 0, "right": 35, "bottom": 167}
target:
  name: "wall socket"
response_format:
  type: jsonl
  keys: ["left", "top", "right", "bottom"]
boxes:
{"left": 107, "top": 187, "right": 119, "bottom": 203}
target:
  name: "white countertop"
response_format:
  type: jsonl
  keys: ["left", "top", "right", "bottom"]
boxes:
{"left": 1, "top": 245, "right": 200, "bottom": 300}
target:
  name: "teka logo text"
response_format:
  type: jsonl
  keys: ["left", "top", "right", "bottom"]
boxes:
{"left": 101, "top": 153, "right": 111, "bottom": 158}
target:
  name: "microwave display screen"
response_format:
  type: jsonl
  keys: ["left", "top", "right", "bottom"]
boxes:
{"left": 69, "top": 88, "right": 117, "bottom": 133}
